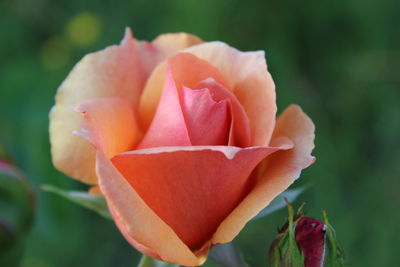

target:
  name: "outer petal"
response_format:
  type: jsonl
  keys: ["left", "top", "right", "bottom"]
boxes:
{"left": 111, "top": 144, "right": 292, "bottom": 250}
{"left": 49, "top": 29, "right": 143, "bottom": 184}
{"left": 212, "top": 105, "right": 315, "bottom": 243}
{"left": 75, "top": 98, "right": 138, "bottom": 158}
{"left": 96, "top": 152, "right": 203, "bottom": 266}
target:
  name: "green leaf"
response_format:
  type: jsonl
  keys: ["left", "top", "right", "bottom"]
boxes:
{"left": 209, "top": 242, "right": 249, "bottom": 267}
{"left": 137, "top": 255, "right": 179, "bottom": 267}
{"left": 253, "top": 187, "right": 306, "bottom": 220}
{"left": 41, "top": 185, "right": 112, "bottom": 219}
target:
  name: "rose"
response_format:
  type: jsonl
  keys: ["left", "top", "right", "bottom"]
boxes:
{"left": 49, "top": 28, "right": 315, "bottom": 266}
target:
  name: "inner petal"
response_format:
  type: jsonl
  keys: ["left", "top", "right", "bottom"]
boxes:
{"left": 181, "top": 86, "right": 231, "bottom": 146}
{"left": 137, "top": 66, "right": 191, "bottom": 149}
{"left": 194, "top": 78, "right": 251, "bottom": 147}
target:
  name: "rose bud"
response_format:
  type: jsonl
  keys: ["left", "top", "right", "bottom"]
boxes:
{"left": 295, "top": 217, "right": 326, "bottom": 267}
{"left": 49, "top": 28, "right": 315, "bottom": 266}
{"left": 269, "top": 203, "right": 345, "bottom": 267}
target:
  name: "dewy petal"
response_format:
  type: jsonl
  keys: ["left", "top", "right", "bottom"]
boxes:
{"left": 111, "top": 145, "right": 291, "bottom": 250}
{"left": 49, "top": 28, "right": 144, "bottom": 184}
{"left": 212, "top": 105, "right": 315, "bottom": 244}
{"left": 75, "top": 98, "right": 138, "bottom": 158}
{"left": 96, "top": 152, "right": 202, "bottom": 266}
{"left": 137, "top": 66, "right": 191, "bottom": 149}
{"left": 183, "top": 42, "right": 277, "bottom": 146}
{"left": 181, "top": 87, "right": 230, "bottom": 146}
{"left": 138, "top": 52, "right": 229, "bottom": 132}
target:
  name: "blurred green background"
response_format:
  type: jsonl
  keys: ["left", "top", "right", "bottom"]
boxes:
{"left": 1, "top": 0, "right": 399, "bottom": 266}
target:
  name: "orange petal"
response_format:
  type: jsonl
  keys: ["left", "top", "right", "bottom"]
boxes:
{"left": 212, "top": 105, "right": 315, "bottom": 244}
{"left": 49, "top": 29, "right": 144, "bottom": 184}
{"left": 111, "top": 145, "right": 291, "bottom": 250}
{"left": 75, "top": 98, "right": 138, "bottom": 158}
{"left": 96, "top": 151, "right": 202, "bottom": 266}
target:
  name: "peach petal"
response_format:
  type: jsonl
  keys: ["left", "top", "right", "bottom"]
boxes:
{"left": 211, "top": 105, "right": 315, "bottom": 244}
{"left": 181, "top": 87, "right": 230, "bottom": 145}
{"left": 96, "top": 152, "right": 202, "bottom": 266}
{"left": 111, "top": 144, "right": 292, "bottom": 250}
{"left": 137, "top": 66, "right": 191, "bottom": 149}
{"left": 75, "top": 98, "right": 138, "bottom": 158}
{"left": 49, "top": 29, "right": 143, "bottom": 184}
{"left": 138, "top": 53, "right": 229, "bottom": 132}
{"left": 183, "top": 42, "right": 277, "bottom": 146}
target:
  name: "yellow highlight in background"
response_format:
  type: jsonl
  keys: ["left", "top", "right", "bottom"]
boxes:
{"left": 66, "top": 12, "right": 101, "bottom": 48}
{"left": 40, "top": 36, "right": 71, "bottom": 70}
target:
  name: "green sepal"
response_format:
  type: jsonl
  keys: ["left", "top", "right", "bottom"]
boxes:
{"left": 137, "top": 255, "right": 179, "bottom": 267}
{"left": 41, "top": 185, "right": 112, "bottom": 219}
{"left": 322, "top": 210, "right": 346, "bottom": 267}
{"left": 269, "top": 200, "right": 305, "bottom": 267}
{"left": 253, "top": 187, "right": 307, "bottom": 220}
{"left": 209, "top": 242, "right": 249, "bottom": 267}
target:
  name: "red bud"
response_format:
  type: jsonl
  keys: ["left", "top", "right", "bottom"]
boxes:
{"left": 295, "top": 217, "right": 326, "bottom": 267}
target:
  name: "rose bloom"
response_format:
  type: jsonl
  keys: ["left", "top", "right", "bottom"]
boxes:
{"left": 49, "top": 28, "right": 315, "bottom": 266}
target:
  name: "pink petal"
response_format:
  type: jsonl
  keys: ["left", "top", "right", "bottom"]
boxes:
{"left": 138, "top": 52, "right": 229, "bottom": 132}
{"left": 75, "top": 97, "right": 138, "bottom": 158}
{"left": 183, "top": 42, "right": 277, "bottom": 146}
{"left": 181, "top": 86, "right": 230, "bottom": 145}
{"left": 111, "top": 145, "right": 292, "bottom": 250}
{"left": 193, "top": 78, "right": 251, "bottom": 147}
{"left": 212, "top": 105, "right": 315, "bottom": 244}
{"left": 137, "top": 66, "right": 191, "bottom": 149}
